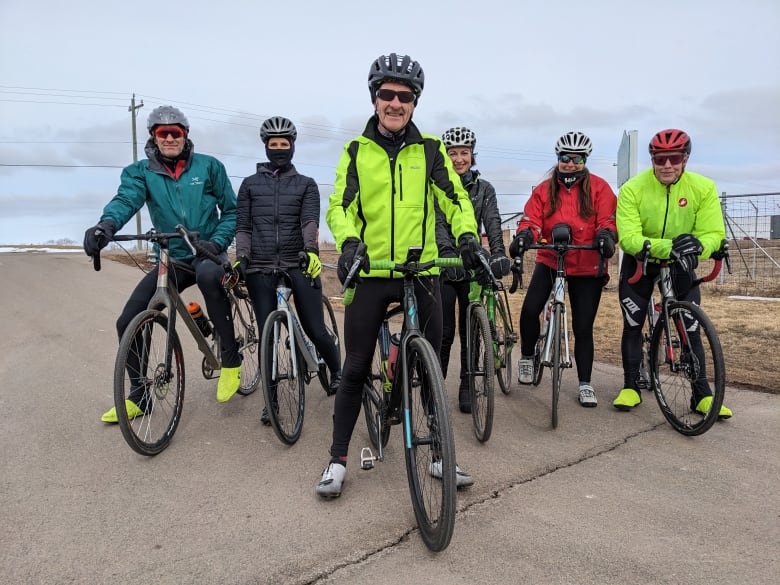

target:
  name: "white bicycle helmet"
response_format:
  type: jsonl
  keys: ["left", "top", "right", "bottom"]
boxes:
{"left": 442, "top": 127, "right": 476, "bottom": 149}
{"left": 555, "top": 131, "right": 593, "bottom": 156}
{"left": 147, "top": 105, "right": 189, "bottom": 132}
{"left": 260, "top": 116, "right": 297, "bottom": 143}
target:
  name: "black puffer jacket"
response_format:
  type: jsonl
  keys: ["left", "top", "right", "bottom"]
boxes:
{"left": 435, "top": 169, "right": 505, "bottom": 257}
{"left": 235, "top": 163, "right": 320, "bottom": 269}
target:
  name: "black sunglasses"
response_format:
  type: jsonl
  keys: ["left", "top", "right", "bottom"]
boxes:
{"left": 375, "top": 88, "right": 416, "bottom": 104}
{"left": 558, "top": 154, "right": 586, "bottom": 164}
{"left": 652, "top": 153, "right": 685, "bottom": 166}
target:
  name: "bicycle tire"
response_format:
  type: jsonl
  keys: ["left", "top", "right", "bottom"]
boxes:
{"left": 363, "top": 336, "right": 391, "bottom": 450}
{"left": 234, "top": 295, "right": 261, "bottom": 396}
{"left": 316, "top": 296, "right": 340, "bottom": 393}
{"left": 551, "top": 304, "right": 563, "bottom": 429}
{"left": 114, "top": 309, "right": 184, "bottom": 456}
{"left": 532, "top": 336, "right": 544, "bottom": 386}
{"left": 493, "top": 294, "right": 513, "bottom": 395}
{"left": 260, "top": 310, "right": 305, "bottom": 445}
{"left": 468, "top": 304, "right": 495, "bottom": 442}
{"left": 649, "top": 301, "right": 725, "bottom": 436}
{"left": 403, "top": 336, "right": 456, "bottom": 552}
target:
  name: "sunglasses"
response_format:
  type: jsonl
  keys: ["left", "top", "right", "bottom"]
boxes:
{"left": 652, "top": 153, "right": 685, "bottom": 166}
{"left": 375, "top": 88, "right": 416, "bottom": 104}
{"left": 153, "top": 125, "right": 186, "bottom": 139}
{"left": 558, "top": 154, "right": 586, "bottom": 164}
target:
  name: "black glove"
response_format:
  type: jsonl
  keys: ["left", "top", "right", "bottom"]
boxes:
{"left": 670, "top": 233, "right": 702, "bottom": 272}
{"left": 595, "top": 228, "right": 617, "bottom": 259}
{"left": 489, "top": 253, "right": 511, "bottom": 278}
{"left": 458, "top": 234, "right": 489, "bottom": 272}
{"left": 509, "top": 229, "right": 533, "bottom": 258}
{"left": 337, "top": 238, "right": 369, "bottom": 285}
{"left": 83, "top": 220, "right": 116, "bottom": 257}
{"left": 442, "top": 265, "right": 467, "bottom": 283}
{"left": 234, "top": 255, "right": 249, "bottom": 281}
{"left": 197, "top": 240, "right": 221, "bottom": 260}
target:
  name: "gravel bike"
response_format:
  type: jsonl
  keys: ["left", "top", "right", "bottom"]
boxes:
{"left": 93, "top": 225, "right": 260, "bottom": 456}
{"left": 631, "top": 240, "right": 729, "bottom": 436}
{"left": 350, "top": 245, "right": 458, "bottom": 552}
{"left": 259, "top": 268, "right": 340, "bottom": 445}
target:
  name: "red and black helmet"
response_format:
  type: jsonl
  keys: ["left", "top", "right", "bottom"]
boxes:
{"left": 649, "top": 128, "right": 691, "bottom": 154}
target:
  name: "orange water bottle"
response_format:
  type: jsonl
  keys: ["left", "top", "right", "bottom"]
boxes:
{"left": 187, "top": 302, "right": 213, "bottom": 337}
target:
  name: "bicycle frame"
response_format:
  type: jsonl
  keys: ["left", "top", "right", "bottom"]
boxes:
{"left": 538, "top": 259, "right": 571, "bottom": 369}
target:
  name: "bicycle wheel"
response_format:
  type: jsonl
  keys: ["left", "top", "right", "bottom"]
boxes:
{"left": 493, "top": 294, "right": 514, "bottom": 395}
{"left": 316, "top": 296, "right": 340, "bottom": 392}
{"left": 114, "top": 309, "right": 184, "bottom": 456}
{"left": 467, "top": 304, "right": 495, "bottom": 442}
{"left": 532, "top": 336, "right": 544, "bottom": 386}
{"left": 233, "top": 294, "right": 261, "bottom": 396}
{"left": 649, "top": 301, "right": 725, "bottom": 436}
{"left": 403, "top": 336, "right": 456, "bottom": 552}
{"left": 550, "top": 304, "right": 564, "bottom": 429}
{"left": 363, "top": 336, "right": 391, "bottom": 450}
{"left": 260, "top": 310, "right": 305, "bottom": 444}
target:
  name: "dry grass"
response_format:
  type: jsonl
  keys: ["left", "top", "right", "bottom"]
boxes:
{"left": 106, "top": 246, "right": 780, "bottom": 395}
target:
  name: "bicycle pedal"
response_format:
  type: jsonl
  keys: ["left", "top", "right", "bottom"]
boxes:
{"left": 360, "top": 447, "right": 376, "bottom": 470}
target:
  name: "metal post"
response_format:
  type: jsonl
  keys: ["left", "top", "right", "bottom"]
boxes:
{"left": 129, "top": 94, "right": 144, "bottom": 249}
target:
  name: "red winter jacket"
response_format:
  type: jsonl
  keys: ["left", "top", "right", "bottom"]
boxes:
{"left": 517, "top": 172, "right": 617, "bottom": 277}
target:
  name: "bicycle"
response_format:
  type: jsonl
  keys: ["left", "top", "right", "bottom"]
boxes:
{"left": 630, "top": 239, "right": 729, "bottom": 436}
{"left": 511, "top": 225, "right": 601, "bottom": 429}
{"left": 259, "top": 267, "right": 340, "bottom": 445}
{"left": 350, "top": 245, "right": 458, "bottom": 552}
{"left": 92, "top": 225, "right": 261, "bottom": 456}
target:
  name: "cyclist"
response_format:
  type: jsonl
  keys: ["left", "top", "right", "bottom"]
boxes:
{"left": 316, "top": 53, "right": 487, "bottom": 498}
{"left": 435, "top": 126, "right": 510, "bottom": 413}
{"left": 509, "top": 131, "right": 617, "bottom": 407}
{"left": 84, "top": 105, "right": 241, "bottom": 421}
{"left": 234, "top": 116, "right": 342, "bottom": 424}
{"left": 613, "top": 128, "right": 732, "bottom": 418}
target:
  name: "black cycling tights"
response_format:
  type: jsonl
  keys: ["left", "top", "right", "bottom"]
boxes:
{"left": 519, "top": 263, "right": 604, "bottom": 383}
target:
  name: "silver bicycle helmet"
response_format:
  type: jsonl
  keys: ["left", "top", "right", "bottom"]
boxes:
{"left": 442, "top": 126, "right": 476, "bottom": 149}
{"left": 146, "top": 105, "right": 190, "bottom": 132}
{"left": 260, "top": 116, "right": 298, "bottom": 143}
{"left": 555, "top": 131, "right": 593, "bottom": 156}
{"left": 368, "top": 53, "right": 425, "bottom": 102}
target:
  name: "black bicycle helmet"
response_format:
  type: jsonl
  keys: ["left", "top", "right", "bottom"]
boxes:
{"left": 260, "top": 116, "right": 297, "bottom": 143}
{"left": 146, "top": 105, "right": 190, "bottom": 132}
{"left": 368, "top": 53, "right": 425, "bottom": 102}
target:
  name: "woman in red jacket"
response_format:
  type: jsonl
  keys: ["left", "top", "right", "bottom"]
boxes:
{"left": 508, "top": 131, "right": 617, "bottom": 407}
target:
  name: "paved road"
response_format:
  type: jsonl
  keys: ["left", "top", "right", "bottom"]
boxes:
{"left": 1, "top": 252, "right": 777, "bottom": 585}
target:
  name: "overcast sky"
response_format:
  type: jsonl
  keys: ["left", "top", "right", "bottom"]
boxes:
{"left": 1, "top": 0, "right": 778, "bottom": 245}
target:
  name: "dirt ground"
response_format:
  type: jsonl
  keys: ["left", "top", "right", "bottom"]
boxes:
{"left": 105, "top": 246, "right": 779, "bottom": 395}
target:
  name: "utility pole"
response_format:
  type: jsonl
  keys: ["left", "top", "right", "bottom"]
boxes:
{"left": 129, "top": 94, "right": 144, "bottom": 249}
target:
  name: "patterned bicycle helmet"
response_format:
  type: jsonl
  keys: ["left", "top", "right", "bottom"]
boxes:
{"left": 147, "top": 105, "right": 189, "bottom": 132}
{"left": 649, "top": 128, "right": 691, "bottom": 154}
{"left": 368, "top": 53, "right": 425, "bottom": 102}
{"left": 555, "top": 131, "right": 593, "bottom": 156}
{"left": 442, "top": 126, "right": 476, "bottom": 149}
{"left": 260, "top": 116, "right": 297, "bottom": 143}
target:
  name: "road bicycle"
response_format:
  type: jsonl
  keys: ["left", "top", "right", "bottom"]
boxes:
{"left": 630, "top": 240, "right": 729, "bottom": 436}
{"left": 92, "top": 225, "right": 261, "bottom": 456}
{"left": 348, "top": 245, "right": 458, "bottom": 552}
{"left": 511, "top": 226, "right": 601, "bottom": 429}
{"left": 259, "top": 268, "right": 340, "bottom": 445}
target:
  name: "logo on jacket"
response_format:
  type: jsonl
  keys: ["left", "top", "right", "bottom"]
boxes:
{"left": 678, "top": 197, "right": 688, "bottom": 207}
{"left": 190, "top": 176, "right": 203, "bottom": 186}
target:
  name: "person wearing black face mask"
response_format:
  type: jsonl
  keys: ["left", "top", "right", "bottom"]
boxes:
{"left": 235, "top": 116, "right": 342, "bottom": 424}
{"left": 509, "top": 131, "right": 617, "bottom": 409}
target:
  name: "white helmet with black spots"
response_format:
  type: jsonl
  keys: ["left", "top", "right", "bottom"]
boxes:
{"left": 555, "top": 131, "right": 593, "bottom": 156}
{"left": 368, "top": 53, "right": 425, "bottom": 103}
{"left": 442, "top": 126, "right": 476, "bottom": 149}
{"left": 147, "top": 105, "right": 189, "bottom": 132}
{"left": 260, "top": 116, "right": 297, "bottom": 143}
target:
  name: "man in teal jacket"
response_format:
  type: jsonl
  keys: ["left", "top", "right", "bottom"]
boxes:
{"left": 84, "top": 106, "right": 241, "bottom": 422}
{"left": 613, "top": 128, "right": 731, "bottom": 419}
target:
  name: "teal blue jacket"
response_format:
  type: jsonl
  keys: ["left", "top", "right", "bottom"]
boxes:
{"left": 100, "top": 140, "right": 236, "bottom": 260}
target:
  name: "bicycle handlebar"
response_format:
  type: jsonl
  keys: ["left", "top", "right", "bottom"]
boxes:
{"left": 508, "top": 240, "right": 600, "bottom": 293}
{"left": 627, "top": 239, "right": 729, "bottom": 286}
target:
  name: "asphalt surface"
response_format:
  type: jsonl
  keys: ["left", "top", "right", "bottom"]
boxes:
{"left": 1, "top": 252, "right": 777, "bottom": 585}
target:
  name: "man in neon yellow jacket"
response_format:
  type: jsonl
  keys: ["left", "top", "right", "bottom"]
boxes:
{"left": 316, "top": 53, "right": 485, "bottom": 498}
{"left": 613, "top": 128, "right": 731, "bottom": 419}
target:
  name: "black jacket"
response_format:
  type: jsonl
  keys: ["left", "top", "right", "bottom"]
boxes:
{"left": 235, "top": 163, "right": 320, "bottom": 269}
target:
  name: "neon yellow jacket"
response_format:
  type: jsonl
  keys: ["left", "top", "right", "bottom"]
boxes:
{"left": 617, "top": 168, "right": 725, "bottom": 259}
{"left": 326, "top": 117, "right": 478, "bottom": 278}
